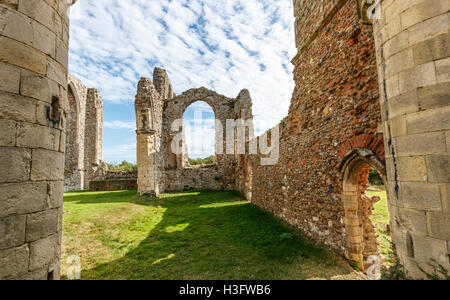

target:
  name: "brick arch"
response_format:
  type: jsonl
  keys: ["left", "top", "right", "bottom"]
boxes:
{"left": 338, "top": 134, "right": 385, "bottom": 163}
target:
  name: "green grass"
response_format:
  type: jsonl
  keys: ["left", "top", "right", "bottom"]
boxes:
{"left": 62, "top": 190, "right": 360, "bottom": 280}
{"left": 366, "top": 189, "right": 392, "bottom": 261}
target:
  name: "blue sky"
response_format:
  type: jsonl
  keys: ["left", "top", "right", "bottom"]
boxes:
{"left": 68, "top": 0, "right": 296, "bottom": 163}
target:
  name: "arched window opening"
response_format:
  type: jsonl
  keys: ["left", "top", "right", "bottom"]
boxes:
{"left": 183, "top": 101, "right": 216, "bottom": 167}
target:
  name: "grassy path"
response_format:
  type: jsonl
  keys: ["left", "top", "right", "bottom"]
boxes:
{"left": 62, "top": 190, "right": 361, "bottom": 280}
{"left": 367, "top": 190, "right": 391, "bottom": 260}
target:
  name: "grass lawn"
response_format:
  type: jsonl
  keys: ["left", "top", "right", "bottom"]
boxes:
{"left": 366, "top": 189, "right": 392, "bottom": 261}
{"left": 61, "top": 190, "right": 362, "bottom": 280}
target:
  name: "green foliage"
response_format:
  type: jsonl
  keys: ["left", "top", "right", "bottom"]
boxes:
{"left": 380, "top": 242, "right": 409, "bottom": 280}
{"left": 188, "top": 155, "right": 216, "bottom": 166}
{"left": 417, "top": 259, "right": 450, "bottom": 280}
{"left": 61, "top": 190, "right": 359, "bottom": 280}
{"left": 367, "top": 190, "right": 391, "bottom": 259}
{"left": 107, "top": 160, "right": 137, "bottom": 172}
{"left": 279, "top": 233, "right": 294, "bottom": 242}
{"left": 369, "top": 168, "right": 383, "bottom": 185}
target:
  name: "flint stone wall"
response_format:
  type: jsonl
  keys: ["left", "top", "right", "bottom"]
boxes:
{"left": 243, "top": 0, "right": 382, "bottom": 255}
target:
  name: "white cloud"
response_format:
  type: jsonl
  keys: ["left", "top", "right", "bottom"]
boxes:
{"left": 69, "top": 0, "right": 296, "bottom": 161}
{"left": 104, "top": 121, "right": 136, "bottom": 130}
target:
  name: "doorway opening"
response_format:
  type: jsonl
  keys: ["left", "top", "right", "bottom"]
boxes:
{"left": 340, "top": 149, "right": 391, "bottom": 272}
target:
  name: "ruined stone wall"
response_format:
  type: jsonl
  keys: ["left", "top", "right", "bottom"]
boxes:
{"left": 372, "top": 0, "right": 450, "bottom": 278}
{"left": 135, "top": 76, "right": 164, "bottom": 195}
{"left": 0, "top": 0, "right": 73, "bottom": 280}
{"left": 161, "top": 87, "right": 238, "bottom": 193}
{"left": 84, "top": 88, "right": 104, "bottom": 190}
{"left": 64, "top": 75, "right": 104, "bottom": 192}
{"left": 245, "top": 0, "right": 382, "bottom": 255}
{"left": 89, "top": 171, "right": 137, "bottom": 191}
{"left": 135, "top": 68, "right": 253, "bottom": 195}
{"left": 64, "top": 74, "right": 86, "bottom": 191}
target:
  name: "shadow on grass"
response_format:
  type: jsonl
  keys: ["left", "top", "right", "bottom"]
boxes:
{"left": 65, "top": 190, "right": 353, "bottom": 280}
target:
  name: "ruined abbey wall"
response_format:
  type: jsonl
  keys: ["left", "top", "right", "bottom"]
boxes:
{"left": 244, "top": 0, "right": 382, "bottom": 256}
{"left": 135, "top": 69, "right": 253, "bottom": 195}
{"left": 238, "top": 0, "right": 450, "bottom": 278}
{"left": 0, "top": 0, "right": 448, "bottom": 280}
{"left": 0, "top": 0, "right": 73, "bottom": 280}
{"left": 64, "top": 75, "right": 104, "bottom": 192}
{"left": 65, "top": 75, "right": 87, "bottom": 191}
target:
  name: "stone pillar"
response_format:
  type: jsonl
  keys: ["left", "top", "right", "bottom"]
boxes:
{"left": 0, "top": 0, "right": 74, "bottom": 280}
{"left": 135, "top": 78, "right": 161, "bottom": 196}
{"left": 374, "top": 0, "right": 450, "bottom": 278}
{"left": 84, "top": 88, "right": 103, "bottom": 189}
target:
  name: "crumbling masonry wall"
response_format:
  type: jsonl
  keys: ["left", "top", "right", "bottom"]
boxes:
{"left": 0, "top": 0, "right": 74, "bottom": 280}
{"left": 64, "top": 75, "right": 105, "bottom": 192}
{"left": 239, "top": 0, "right": 449, "bottom": 278}
{"left": 0, "top": 0, "right": 448, "bottom": 281}
{"left": 135, "top": 68, "right": 253, "bottom": 195}
{"left": 64, "top": 75, "right": 87, "bottom": 191}
{"left": 244, "top": 0, "right": 382, "bottom": 257}
{"left": 84, "top": 88, "right": 105, "bottom": 190}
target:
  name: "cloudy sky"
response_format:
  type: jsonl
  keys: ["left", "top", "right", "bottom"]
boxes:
{"left": 69, "top": 0, "right": 296, "bottom": 163}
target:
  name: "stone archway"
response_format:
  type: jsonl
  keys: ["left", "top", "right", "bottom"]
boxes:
{"left": 162, "top": 89, "right": 237, "bottom": 192}
{"left": 340, "top": 148, "right": 387, "bottom": 270}
{"left": 135, "top": 74, "right": 253, "bottom": 195}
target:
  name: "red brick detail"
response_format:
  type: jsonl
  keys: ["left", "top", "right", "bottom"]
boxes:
{"left": 338, "top": 134, "right": 385, "bottom": 162}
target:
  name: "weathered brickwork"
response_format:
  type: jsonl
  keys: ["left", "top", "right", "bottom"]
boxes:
{"left": 244, "top": 0, "right": 382, "bottom": 259}
{"left": 64, "top": 75, "right": 105, "bottom": 192}
{"left": 238, "top": 0, "right": 450, "bottom": 278}
{"left": 0, "top": 0, "right": 74, "bottom": 280}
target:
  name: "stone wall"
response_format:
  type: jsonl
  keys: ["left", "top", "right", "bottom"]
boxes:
{"left": 84, "top": 88, "right": 104, "bottom": 190}
{"left": 64, "top": 75, "right": 104, "bottom": 192}
{"left": 237, "top": 0, "right": 450, "bottom": 278}
{"left": 89, "top": 179, "right": 137, "bottom": 192}
{"left": 135, "top": 69, "right": 250, "bottom": 195}
{"left": 89, "top": 171, "right": 137, "bottom": 191}
{"left": 0, "top": 0, "right": 74, "bottom": 280}
{"left": 243, "top": 0, "right": 382, "bottom": 258}
{"left": 164, "top": 165, "right": 231, "bottom": 192}
{"left": 372, "top": 0, "right": 450, "bottom": 278}
{"left": 64, "top": 75, "right": 86, "bottom": 191}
